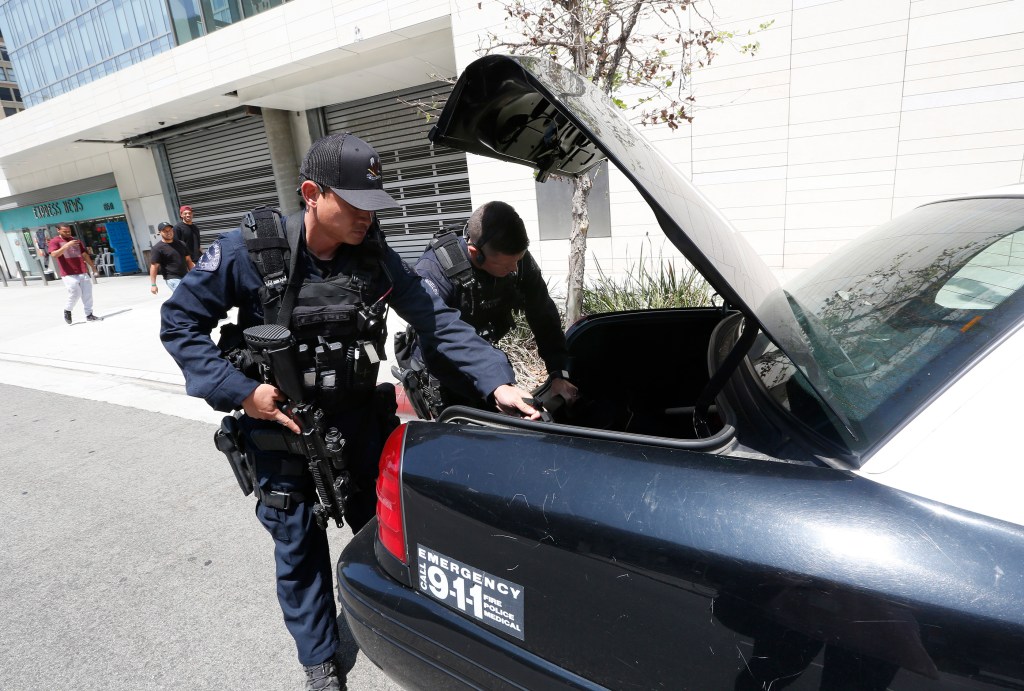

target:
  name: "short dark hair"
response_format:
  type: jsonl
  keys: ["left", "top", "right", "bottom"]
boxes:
{"left": 466, "top": 201, "right": 528, "bottom": 255}
{"left": 57, "top": 223, "right": 72, "bottom": 231}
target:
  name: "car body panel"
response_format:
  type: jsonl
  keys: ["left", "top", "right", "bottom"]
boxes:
{"left": 340, "top": 421, "right": 1024, "bottom": 689}
{"left": 339, "top": 55, "right": 1024, "bottom": 690}
{"left": 340, "top": 526, "right": 603, "bottom": 690}
{"left": 857, "top": 321, "right": 1024, "bottom": 526}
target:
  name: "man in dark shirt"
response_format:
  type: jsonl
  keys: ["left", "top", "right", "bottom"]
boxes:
{"left": 149, "top": 221, "right": 194, "bottom": 294}
{"left": 173, "top": 205, "right": 202, "bottom": 263}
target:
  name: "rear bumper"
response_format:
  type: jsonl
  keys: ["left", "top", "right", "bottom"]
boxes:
{"left": 337, "top": 521, "right": 603, "bottom": 691}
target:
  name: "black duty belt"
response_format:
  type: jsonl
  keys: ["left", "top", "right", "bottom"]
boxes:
{"left": 247, "top": 429, "right": 310, "bottom": 477}
{"left": 249, "top": 428, "right": 305, "bottom": 456}
{"left": 255, "top": 487, "right": 309, "bottom": 510}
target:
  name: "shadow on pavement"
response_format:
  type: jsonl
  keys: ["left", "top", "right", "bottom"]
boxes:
{"left": 96, "top": 308, "right": 133, "bottom": 319}
{"left": 336, "top": 613, "right": 360, "bottom": 678}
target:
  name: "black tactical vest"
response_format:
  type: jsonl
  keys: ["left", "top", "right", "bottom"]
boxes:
{"left": 243, "top": 207, "right": 389, "bottom": 406}
{"left": 455, "top": 273, "right": 522, "bottom": 343}
{"left": 429, "top": 230, "right": 523, "bottom": 343}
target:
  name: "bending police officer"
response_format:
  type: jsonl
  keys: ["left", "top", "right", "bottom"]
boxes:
{"left": 398, "top": 201, "right": 579, "bottom": 417}
{"left": 160, "top": 133, "right": 538, "bottom": 691}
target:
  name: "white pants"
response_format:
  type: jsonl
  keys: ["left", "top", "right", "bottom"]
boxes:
{"left": 62, "top": 273, "right": 94, "bottom": 315}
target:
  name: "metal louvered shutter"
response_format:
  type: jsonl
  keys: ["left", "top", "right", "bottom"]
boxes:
{"left": 323, "top": 83, "right": 472, "bottom": 262}
{"left": 164, "top": 115, "right": 280, "bottom": 250}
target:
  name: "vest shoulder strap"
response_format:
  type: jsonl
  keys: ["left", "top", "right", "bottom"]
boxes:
{"left": 242, "top": 206, "right": 289, "bottom": 294}
{"left": 241, "top": 206, "right": 306, "bottom": 326}
{"left": 274, "top": 213, "right": 305, "bottom": 326}
{"left": 429, "top": 230, "right": 474, "bottom": 288}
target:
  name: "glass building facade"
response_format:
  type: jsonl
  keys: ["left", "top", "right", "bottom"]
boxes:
{"left": 0, "top": 0, "right": 173, "bottom": 106}
{"left": 0, "top": 29, "right": 24, "bottom": 117}
{"left": 167, "top": 0, "right": 289, "bottom": 44}
{"left": 0, "top": 0, "right": 290, "bottom": 107}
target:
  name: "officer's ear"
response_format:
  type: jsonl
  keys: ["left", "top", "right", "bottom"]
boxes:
{"left": 299, "top": 180, "right": 322, "bottom": 207}
{"left": 467, "top": 243, "right": 485, "bottom": 265}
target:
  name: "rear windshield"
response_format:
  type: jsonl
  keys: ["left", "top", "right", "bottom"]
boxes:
{"left": 752, "top": 197, "right": 1024, "bottom": 461}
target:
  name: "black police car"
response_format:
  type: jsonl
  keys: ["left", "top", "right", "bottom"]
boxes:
{"left": 337, "top": 55, "right": 1024, "bottom": 689}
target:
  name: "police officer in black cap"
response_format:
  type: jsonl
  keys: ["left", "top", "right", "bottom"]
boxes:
{"left": 160, "top": 133, "right": 539, "bottom": 690}
{"left": 397, "top": 200, "right": 579, "bottom": 418}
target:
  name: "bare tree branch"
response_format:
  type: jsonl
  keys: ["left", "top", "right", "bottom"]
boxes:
{"left": 477, "top": 0, "right": 769, "bottom": 324}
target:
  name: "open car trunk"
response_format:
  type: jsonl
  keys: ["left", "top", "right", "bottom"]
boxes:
{"left": 562, "top": 307, "right": 726, "bottom": 439}
{"left": 439, "top": 307, "right": 739, "bottom": 449}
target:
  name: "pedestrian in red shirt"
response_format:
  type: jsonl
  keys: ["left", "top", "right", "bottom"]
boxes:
{"left": 47, "top": 224, "right": 102, "bottom": 324}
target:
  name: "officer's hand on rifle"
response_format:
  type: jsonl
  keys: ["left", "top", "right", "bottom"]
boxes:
{"left": 492, "top": 384, "right": 541, "bottom": 420}
{"left": 242, "top": 383, "right": 301, "bottom": 434}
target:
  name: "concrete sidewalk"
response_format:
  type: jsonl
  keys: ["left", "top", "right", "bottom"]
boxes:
{"left": 0, "top": 274, "right": 409, "bottom": 422}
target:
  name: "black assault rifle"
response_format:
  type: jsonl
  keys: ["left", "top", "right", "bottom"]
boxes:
{"left": 242, "top": 324, "right": 352, "bottom": 530}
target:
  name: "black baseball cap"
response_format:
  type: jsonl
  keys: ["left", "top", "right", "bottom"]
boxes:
{"left": 299, "top": 133, "right": 400, "bottom": 211}
{"left": 157, "top": 221, "right": 173, "bottom": 231}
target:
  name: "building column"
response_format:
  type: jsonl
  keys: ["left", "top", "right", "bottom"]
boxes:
{"left": 262, "top": 107, "right": 302, "bottom": 215}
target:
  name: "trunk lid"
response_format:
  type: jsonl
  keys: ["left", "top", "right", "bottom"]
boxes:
{"left": 429, "top": 54, "right": 851, "bottom": 433}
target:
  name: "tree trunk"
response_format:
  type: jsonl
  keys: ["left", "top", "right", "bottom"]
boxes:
{"left": 564, "top": 172, "right": 593, "bottom": 327}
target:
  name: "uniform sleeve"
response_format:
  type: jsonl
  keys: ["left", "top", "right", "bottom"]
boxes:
{"left": 519, "top": 251, "right": 569, "bottom": 374}
{"left": 390, "top": 249, "right": 514, "bottom": 398}
{"left": 159, "top": 232, "right": 261, "bottom": 412}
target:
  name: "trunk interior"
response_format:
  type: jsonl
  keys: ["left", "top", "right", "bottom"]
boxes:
{"left": 562, "top": 308, "right": 727, "bottom": 440}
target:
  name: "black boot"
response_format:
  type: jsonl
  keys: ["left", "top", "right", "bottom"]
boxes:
{"left": 303, "top": 658, "right": 344, "bottom": 691}
{"left": 86, "top": 314, "right": 103, "bottom": 322}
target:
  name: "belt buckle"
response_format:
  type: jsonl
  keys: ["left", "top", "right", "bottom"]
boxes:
{"left": 268, "top": 490, "right": 292, "bottom": 510}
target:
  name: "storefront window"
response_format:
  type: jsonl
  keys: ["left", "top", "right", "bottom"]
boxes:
{"left": 1, "top": 226, "right": 50, "bottom": 278}
{"left": 0, "top": 188, "right": 139, "bottom": 277}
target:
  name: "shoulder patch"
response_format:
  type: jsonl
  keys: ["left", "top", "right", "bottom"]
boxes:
{"left": 195, "top": 241, "right": 222, "bottom": 271}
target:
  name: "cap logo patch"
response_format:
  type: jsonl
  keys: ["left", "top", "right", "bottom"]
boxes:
{"left": 367, "top": 156, "right": 382, "bottom": 182}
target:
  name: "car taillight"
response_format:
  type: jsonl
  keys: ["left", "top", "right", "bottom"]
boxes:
{"left": 376, "top": 423, "right": 407, "bottom": 563}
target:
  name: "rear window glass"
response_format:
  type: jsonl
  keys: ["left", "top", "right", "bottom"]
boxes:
{"left": 753, "top": 197, "right": 1024, "bottom": 461}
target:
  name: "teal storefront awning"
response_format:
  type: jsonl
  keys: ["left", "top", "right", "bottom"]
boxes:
{"left": 0, "top": 188, "right": 125, "bottom": 231}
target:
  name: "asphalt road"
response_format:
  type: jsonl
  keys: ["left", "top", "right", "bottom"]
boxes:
{"left": 0, "top": 383, "right": 402, "bottom": 691}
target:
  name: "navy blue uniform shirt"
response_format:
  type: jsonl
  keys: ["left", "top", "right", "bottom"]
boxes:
{"left": 160, "top": 217, "right": 515, "bottom": 412}
{"left": 414, "top": 237, "right": 568, "bottom": 376}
